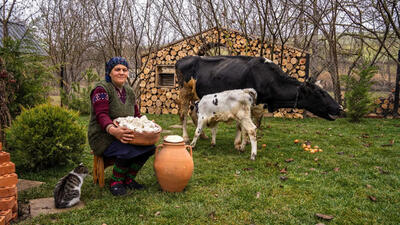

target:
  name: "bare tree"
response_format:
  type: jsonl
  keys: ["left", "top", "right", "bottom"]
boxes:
{"left": 39, "top": 0, "right": 97, "bottom": 99}
{"left": 163, "top": 0, "right": 226, "bottom": 52}
{"left": 90, "top": 0, "right": 130, "bottom": 60}
{"left": 1, "top": 0, "right": 17, "bottom": 39}
{"left": 339, "top": 0, "right": 400, "bottom": 113}
{"left": 124, "top": 0, "right": 167, "bottom": 97}
{"left": 1, "top": 0, "right": 37, "bottom": 40}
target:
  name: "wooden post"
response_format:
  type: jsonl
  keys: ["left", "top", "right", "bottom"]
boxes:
{"left": 393, "top": 49, "right": 400, "bottom": 117}
{"left": 305, "top": 53, "right": 310, "bottom": 79}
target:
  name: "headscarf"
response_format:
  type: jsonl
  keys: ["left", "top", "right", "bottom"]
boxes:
{"left": 105, "top": 57, "right": 129, "bottom": 82}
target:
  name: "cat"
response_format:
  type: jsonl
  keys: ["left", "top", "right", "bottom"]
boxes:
{"left": 54, "top": 163, "right": 89, "bottom": 209}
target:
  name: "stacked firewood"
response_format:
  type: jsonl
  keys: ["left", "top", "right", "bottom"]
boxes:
{"left": 139, "top": 27, "right": 309, "bottom": 115}
{"left": 370, "top": 91, "right": 400, "bottom": 117}
{"left": 272, "top": 108, "right": 305, "bottom": 119}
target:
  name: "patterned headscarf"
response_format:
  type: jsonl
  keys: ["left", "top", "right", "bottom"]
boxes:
{"left": 105, "top": 57, "right": 129, "bottom": 82}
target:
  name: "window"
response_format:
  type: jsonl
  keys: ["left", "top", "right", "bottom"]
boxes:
{"left": 156, "top": 65, "right": 175, "bottom": 88}
{"left": 206, "top": 46, "right": 230, "bottom": 56}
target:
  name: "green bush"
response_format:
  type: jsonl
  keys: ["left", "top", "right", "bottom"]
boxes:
{"left": 61, "top": 68, "right": 100, "bottom": 115}
{"left": 5, "top": 104, "right": 86, "bottom": 171}
{"left": 0, "top": 37, "right": 53, "bottom": 118}
{"left": 343, "top": 65, "right": 377, "bottom": 122}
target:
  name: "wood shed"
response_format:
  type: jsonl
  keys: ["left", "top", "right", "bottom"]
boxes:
{"left": 139, "top": 27, "right": 310, "bottom": 116}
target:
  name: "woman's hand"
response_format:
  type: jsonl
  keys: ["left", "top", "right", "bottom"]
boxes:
{"left": 108, "top": 125, "right": 135, "bottom": 143}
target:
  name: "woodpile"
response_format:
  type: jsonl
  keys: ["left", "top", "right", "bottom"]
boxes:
{"left": 369, "top": 91, "right": 400, "bottom": 118}
{"left": 139, "top": 27, "right": 309, "bottom": 116}
{"left": 273, "top": 108, "right": 304, "bottom": 119}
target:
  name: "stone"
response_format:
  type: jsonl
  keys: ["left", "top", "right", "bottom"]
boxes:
{"left": 17, "top": 179, "right": 44, "bottom": 193}
{"left": 29, "top": 197, "right": 85, "bottom": 218}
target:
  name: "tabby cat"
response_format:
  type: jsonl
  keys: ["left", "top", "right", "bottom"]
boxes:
{"left": 54, "top": 163, "right": 89, "bottom": 209}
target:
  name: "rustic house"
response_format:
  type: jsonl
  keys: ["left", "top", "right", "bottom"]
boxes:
{"left": 0, "top": 21, "right": 46, "bottom": 55}
{"left": 139, "top": 27, "right": 310, "bottom": 117}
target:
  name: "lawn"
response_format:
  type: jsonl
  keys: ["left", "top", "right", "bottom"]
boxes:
{"left": 16, "top": 114, "right": 400, "bottom": 224}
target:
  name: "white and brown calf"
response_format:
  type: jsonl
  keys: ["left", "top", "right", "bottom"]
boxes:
{"left": 190, "top": 88, "right": 259, "bottom": 160}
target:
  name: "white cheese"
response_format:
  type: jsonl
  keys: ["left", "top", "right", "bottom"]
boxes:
{"left": 115, "top": 115, "right": 161, "bottom": 133}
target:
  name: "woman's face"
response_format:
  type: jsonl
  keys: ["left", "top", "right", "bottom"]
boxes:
{"left": 110, "top": 64, "right": 129, "bottom": 88}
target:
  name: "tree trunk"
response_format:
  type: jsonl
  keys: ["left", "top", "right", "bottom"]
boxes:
{"left": 329, "top": 43, "right": 342, "bottom": 105}
{"left": 393, "top": 50, "right": 400, "bottom": 117}
{"left": 60, "top": 65, "right": 65, "bottom": 106}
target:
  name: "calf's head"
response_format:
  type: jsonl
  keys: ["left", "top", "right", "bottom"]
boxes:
{"left": 298, "top": 82, "right": 342, "bottom": 120}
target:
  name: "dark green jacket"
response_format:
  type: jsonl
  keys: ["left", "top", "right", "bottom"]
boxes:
{"left": 88, "top": 81, "right": 136, "bottom": 156}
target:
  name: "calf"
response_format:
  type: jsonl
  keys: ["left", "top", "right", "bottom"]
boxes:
{"left": 190, "top": 88, "right": 259, "bottom": 160}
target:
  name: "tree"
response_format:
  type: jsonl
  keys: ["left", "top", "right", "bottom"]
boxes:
{"left": 340, "top": 0, "right": 400, "bottom": 115}
{"left": 39, "top": 0, "right": 96, "bottom": 101}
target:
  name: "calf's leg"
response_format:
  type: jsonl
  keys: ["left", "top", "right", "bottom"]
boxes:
{"left": 190, "top": 108, "right": 209, "bottom": 140}
{"left": 180, "top": 114, "right": 190, "bottom": 144}
{"left": 234, "top": 122, "right": 242, "bottom": 151}
{"left": 190, "top": 118, "right": 206, "bottom": 148}
{"left": 239, "top": 126, "right": 247, "bottom": 152}
{"left": 210, "top": 124, "right": 217, "bottom": 147}
{"left": 240, "top": 118, "right": 257, "bottom": 160}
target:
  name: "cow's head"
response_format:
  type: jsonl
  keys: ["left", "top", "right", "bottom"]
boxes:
{"left": 298, "top": 82, "right": 342, "bottom": 120}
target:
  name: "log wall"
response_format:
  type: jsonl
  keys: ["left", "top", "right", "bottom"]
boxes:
{"left": 369, "top": 90, "right": 400, "bottom": 118}
{"left": 139, "top": 27, "right": 309, "bottom": 117}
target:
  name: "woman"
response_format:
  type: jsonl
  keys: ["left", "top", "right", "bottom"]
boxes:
{"left": 88, "top": 57, "right": 154, "bottom": 196}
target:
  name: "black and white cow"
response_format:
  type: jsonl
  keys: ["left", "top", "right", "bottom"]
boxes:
{"left": 191, "top": 88, "right": 258, "bottom": 160}
{"left": 176, "top": 56, "right": 342, "bottom": 144}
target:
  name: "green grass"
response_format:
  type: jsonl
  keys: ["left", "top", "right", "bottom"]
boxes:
{"left": 16, "top": 114, "right": 400, "bottom": 224}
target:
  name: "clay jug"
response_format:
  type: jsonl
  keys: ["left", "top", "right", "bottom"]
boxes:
{"left": 154, "top": 135, "right": 194, "bottom": 192}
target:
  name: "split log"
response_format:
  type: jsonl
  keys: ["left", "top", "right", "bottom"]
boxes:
{"left": 162, "top": 108, "right": 169, "bottom": 114}
{"left": 148, "top": 107, "right": 155, "bottom": 114}
{"left": 160, "top": 95, "right": 167, "bottom": 102}
{"left": 171, "top": 108, "right": 179, "bottom": 114}
{"left": 155, "top": 107, "right": 161, "bottom": 114}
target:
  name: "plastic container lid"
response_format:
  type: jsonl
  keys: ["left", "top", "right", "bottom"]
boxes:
{"left": 164, "top": 135, "right": 184, "bottom": 143}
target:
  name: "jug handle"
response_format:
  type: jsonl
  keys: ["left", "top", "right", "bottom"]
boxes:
{"left": 185, "top": 145, "right": 193, "bottom": 157}
{"left": 155, "top": 144, "right": 163, "bottom": 160}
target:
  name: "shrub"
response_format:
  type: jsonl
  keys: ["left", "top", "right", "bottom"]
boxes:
{"left": 0, "top": 37, "right": 53, "bottom": 118}
{"left": 61, "top": 69, "right": 100, "bottom": 115}
{"left": 343, "top": 65, "right": 377, "bottom": 122}
{"left": 5, "top": 104, "right": 86, "bottom": 171}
